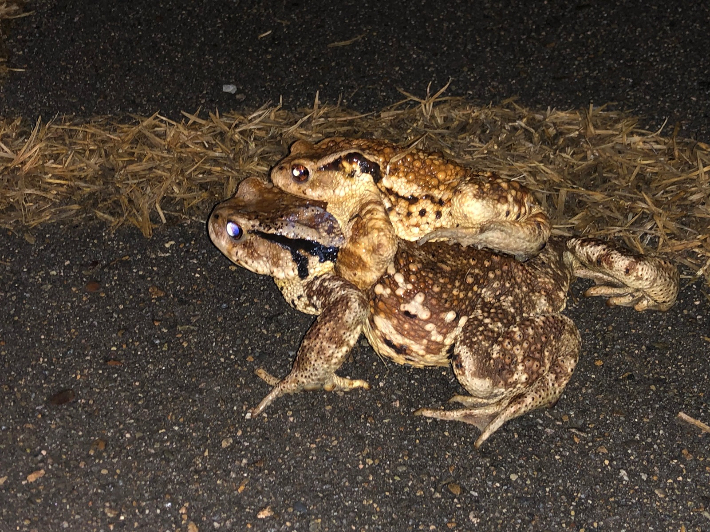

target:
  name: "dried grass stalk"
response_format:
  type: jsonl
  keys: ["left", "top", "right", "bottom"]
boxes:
{"left": 1, "top": 1, "right": 29, "bottom": 76}
{"left": 1, "top": 93, "right": 708, "bottom": 283}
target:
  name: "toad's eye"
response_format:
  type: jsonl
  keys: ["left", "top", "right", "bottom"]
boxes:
{"left": 291, "top": 164, "right": 310, "bottom": 182}
{"left": 226, "top": 221, "right": 243, "bottom": 240}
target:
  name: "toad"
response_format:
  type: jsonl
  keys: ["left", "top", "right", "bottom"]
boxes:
{"left": 209, "top": 178, "right": 678, "bottom": 447}
{"left": 270, "top": 138, "right": 551, "bottom": 290}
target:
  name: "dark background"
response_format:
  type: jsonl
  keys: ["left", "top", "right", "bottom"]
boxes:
{"left": 1, "top": 1, "right": 709, "bottom": 531}
{"left": 3, "top": 0, "right": 710, "bottom": 138}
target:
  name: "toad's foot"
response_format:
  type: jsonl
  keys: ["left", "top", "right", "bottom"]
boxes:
{"left": 416, "top": 213, "right": 550, "bottom": 262}
{"left": 565, "top": 237, "right": 679, "bottom": 311}
{"left": 249, "top": 368, "right": 370, "bottom": 418}
{"left": 415, "top": 368, "right": 570, "bottom": 449}
{"left": 413, "top": 394, "right": 505, "bottom": 427}
{"left": 414, "top": 405, "right": 496, "bottom": 442}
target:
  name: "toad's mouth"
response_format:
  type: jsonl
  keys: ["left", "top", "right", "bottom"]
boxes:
{"left": 251, "top": 230, "right": 339, "bottom": 279}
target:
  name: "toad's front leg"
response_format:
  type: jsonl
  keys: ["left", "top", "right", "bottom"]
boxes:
{"left": 335, "top": 193, "right": 398, "bottom": 291}
{"left": 416, "top": 313, "right": 581, "bottom": 448}
{"left": 249, "top": 274, "right": 370, "bottom": 418}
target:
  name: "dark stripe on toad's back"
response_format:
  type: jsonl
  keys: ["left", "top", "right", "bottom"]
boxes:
{"left": 320, "top": 153, "right": 383, "bottom": 182}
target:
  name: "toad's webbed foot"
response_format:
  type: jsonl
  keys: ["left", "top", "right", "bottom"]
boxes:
{"left": 415, "top": 366, "right": 571, "bottom": 449}
{"left": 249, "top": 368, "right": 370, "bottom": 418}
{"left": 565, "top": 238, "right": 679, "bottom": 311}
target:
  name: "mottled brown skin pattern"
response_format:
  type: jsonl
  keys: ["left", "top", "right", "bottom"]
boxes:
{"left": 365, "top": 241, "right": 572, "bottom": 368}
{"left": 209, "top": 184, "right": 679, "bottom": 448}
{"left": 270, "top": 137, "right": 551, "bottom": 291}
{"left": 363, "top": 239, "right": 582, "bottom": 446}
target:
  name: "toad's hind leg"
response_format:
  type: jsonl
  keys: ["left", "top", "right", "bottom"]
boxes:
{"left": 415, "top": 314, "right": 581, "bottom": 448}
{"left": 249, "top": 275, "right": 371, "bottom": 418}
{"left": 417, "top": 179, "right": 550, "bottom": 261}
{"left": 564, "top": 237, "right": 679, "bottom": 311}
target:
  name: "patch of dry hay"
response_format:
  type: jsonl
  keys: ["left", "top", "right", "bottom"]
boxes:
{"left": 1, "top": 91, "right": 708, "bottom": 283}
{"left": 0, "top": 0, "right": 25, "bottom": 25}
{"left": 0, "top": 1, "right": 29, "bottom": 78}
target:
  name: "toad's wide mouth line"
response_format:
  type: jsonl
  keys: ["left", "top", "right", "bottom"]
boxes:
{"left": 251, "top": 230, "right": 340, "bottom": 279}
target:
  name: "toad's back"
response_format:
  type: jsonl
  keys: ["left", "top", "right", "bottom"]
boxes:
{"left": 365, "top": 240, "right": 574, "bottom": 368}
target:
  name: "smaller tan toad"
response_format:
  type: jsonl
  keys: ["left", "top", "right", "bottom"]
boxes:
{"left": 209, "top": 179, "right": 678, "bottom": 447}
{"left": 270, "top": 138, "right": 551, "bottom": 290}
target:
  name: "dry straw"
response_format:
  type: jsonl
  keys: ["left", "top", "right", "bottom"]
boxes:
{"left": 1, "top": 88, "right": 709, "bottom": 284}
{"left": 0, "top": 1, "right": 29, "bottom": 78}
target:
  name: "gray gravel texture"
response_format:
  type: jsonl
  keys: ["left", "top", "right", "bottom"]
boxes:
{"left": 1, "top": 1, "right": 710, "bottom": 531}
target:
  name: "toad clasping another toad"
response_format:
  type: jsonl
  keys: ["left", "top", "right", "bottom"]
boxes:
{"left": 270, "top": 138, "right": 551, "bottom": 291}
{"left": 209, "top": 177, "right": 678, "bottom": 448}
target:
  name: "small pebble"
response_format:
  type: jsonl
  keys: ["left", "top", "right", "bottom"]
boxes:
{"left": 447, "top": 482, "right": 461, "bottom": 496}
{"left": 148, "top": 285, "right": 165, "bottom": 298}
{"left": 48, "top": 389, "right": 76, "bottom": 406}
{"left": 27, "top": 470, "right": 45, "bottom": 482}
{"left": 257, "top": 506, "right": 273, "bottom": 518}
{"left": 85, "top": 280, "right": 101, "bottom": 292}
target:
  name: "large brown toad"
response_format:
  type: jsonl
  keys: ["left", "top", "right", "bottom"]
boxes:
{"left": 209, "top": 177, "right": 679, "bottom": 447}
{"left": 270, "top": 138, "right": 551, "bottom": 290}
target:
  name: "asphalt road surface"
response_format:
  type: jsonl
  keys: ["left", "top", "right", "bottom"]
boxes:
{"left": 2, "top": 1, "right": 709, "bottom": 531}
